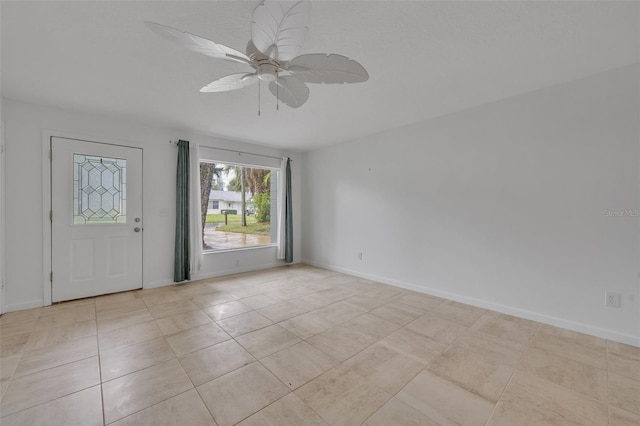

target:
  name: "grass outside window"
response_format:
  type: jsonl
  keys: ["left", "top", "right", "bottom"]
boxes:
{"left": 206, "top": 214, "right": 257, "bottom": 224}
{"left": 215, "top": 223, "right": 270, "bottom": 236}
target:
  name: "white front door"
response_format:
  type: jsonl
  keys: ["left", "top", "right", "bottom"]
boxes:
{"left": 51, "top": 137, "right": 143, "bottom": 302}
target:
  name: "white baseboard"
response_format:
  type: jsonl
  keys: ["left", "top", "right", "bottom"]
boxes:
{"left": 3, "top": 299, "right": 44, "bottom": 313}
{"left": 143, "top": 260, "right": 301, "bottom": 289}
{"left": 143, "top": 279, "right": 174, "bottom": 290}
{"left": 301, "top": 259, "right": 640, "bottom": 347}
{"left": 192, "top": 261, "right": 299, "bottom": 282}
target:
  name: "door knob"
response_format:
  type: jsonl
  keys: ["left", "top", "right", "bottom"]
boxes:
{"left": 134, "top": 227, "right": 141, "bottom": 232}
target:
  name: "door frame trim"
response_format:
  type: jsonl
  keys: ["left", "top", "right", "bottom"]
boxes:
{"left": 0, "top": 121, "right": 5, "bottom": 315}
{"left": 42, "top": 130, "right": 144, "bottom": 306}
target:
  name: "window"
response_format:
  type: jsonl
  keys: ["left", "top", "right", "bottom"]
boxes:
{"left": 199, "top": 158, "right": 278, "bottom": 252}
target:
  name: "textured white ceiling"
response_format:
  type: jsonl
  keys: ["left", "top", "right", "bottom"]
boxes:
{"left": 2, "top": 1, "right": 638, "bottom": 151}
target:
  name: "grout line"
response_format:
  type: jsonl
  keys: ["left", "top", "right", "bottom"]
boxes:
{"left": 193, "top": 385, "right": 219, "bottom": 424}
{"left": 484, "top": 325, "right": 530, "bottom": 425}
{"left": 485, "top": 372, "right": 516, "bottom": 426}
{"left": 1, "top": 349, "right": 25, "bottom": 395}
{"left": 107, "top": 387, "right": 196, "bottom": 426}
{"left": 101, "top": 359, "right": 192, "bottom": 424}
{"left": 359, "top": 397, "right": 390, "bottom": 426}
{"left": 94, "top": 303, "right": 107, "bottom": 426}
{"left": 0, "top": 385, "right": 103, "bottom": 422}
{"left": 605, "top": 339, "right": 610, "bottom": 422}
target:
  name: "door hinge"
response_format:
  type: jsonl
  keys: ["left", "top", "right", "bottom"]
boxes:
{"left": 49, "top": 210, "right": 53, "bottom": 221}
{"left": 49, "top": 272, "right": 53, "bottom": 282}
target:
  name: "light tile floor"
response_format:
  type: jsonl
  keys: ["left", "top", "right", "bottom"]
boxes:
{"left": 0, "top": 265, "right": 638, "bottom": 425}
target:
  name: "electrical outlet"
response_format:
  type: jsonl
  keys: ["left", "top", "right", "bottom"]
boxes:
{"left": 605, "top": 291, "right": 621, "bottom": 308}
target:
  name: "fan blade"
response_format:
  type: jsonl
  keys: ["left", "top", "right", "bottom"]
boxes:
{"left": 246, "top": 40, "right": 267, "bottom": 62}
{"left": 251, "top": 1, "right": 310, "bottom": 62}
{"left": 286, "top": 54, "right": 369, "bottom": 84}
{"left": 200, "top": 73, "right": 258, "bottom": 92}
{"left": 268, "top": 76, "right": 309, "bottom": 108}
{"left": 145, "top": 22, "right": 250, "bottom": 65}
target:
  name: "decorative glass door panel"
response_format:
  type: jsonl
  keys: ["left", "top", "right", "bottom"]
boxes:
{"left": 73, "top": 154, "right": 127, "bottom": 224}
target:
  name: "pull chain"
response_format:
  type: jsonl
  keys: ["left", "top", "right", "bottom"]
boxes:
{"left": 276, "top": 72, "right": 279, "bottom": 111}
{"left": 257, "top": 79, "right": 261, "bottom": 117}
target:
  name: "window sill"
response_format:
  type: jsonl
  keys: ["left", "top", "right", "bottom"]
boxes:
{"left": 202, "top": 244, "right": 278, "bottom": 255}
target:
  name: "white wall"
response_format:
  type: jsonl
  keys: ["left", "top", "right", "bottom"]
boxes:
{"left": 301, "top": 64, "right": 640, "bottom": 345}
{"left": 2, "top": 98, "right": 301, "bottom": 311}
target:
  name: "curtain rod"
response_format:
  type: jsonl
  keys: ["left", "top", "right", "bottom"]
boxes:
{"left": 169, "top": 140, "right": 291, "bottom": 162}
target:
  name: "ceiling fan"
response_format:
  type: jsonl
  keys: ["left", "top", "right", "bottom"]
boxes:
{"left": 145, "top": 0, "right": 368, "bottom": 111}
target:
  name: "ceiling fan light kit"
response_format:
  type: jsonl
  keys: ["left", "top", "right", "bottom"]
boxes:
{"left": 145, "top": 0, "right": 368, "bottom": 112}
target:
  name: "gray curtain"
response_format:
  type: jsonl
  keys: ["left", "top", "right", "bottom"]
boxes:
{"left": 174, "top": 140, "right": 190, "bottom": 282}
{"left": 285, "top": 158, "right": 293, "bottom": 263}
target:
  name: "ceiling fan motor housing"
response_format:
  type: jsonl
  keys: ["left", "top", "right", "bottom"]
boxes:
{"left": 256, "top": 62, "right": 279, "bottom": 82}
